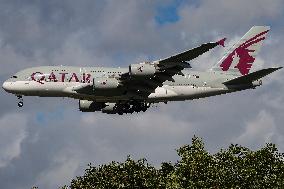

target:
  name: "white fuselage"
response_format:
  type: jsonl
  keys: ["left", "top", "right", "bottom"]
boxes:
{"left": 2, "top": 66, "right": 242, "bottom": 103}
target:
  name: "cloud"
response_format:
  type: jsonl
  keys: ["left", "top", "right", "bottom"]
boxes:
{"left": 0, "top": 113, "right": 27, "bottom": 167}
{"left": 34, "top": 152, "right": 81, "bottom": 189}
{"left": 233, "top": 109, "right": 284, "bottom": 151}
{"left": 177, "top": 0, "right": 284, "bottom": 33}
{"left": 233, "top": 110, "right": 276, "bottom": 148}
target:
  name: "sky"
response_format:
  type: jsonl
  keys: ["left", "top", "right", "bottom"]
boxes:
{"left": 0, "top": 0, "right": 284, "bottom": 188}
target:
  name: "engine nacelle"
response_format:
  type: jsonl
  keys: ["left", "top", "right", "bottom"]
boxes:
{"left": 79, "top": 100, "right": 105, "bottom": 112}
{"left": 79, "top": 101, "right": 117, "bottom": 113}
{"left": 129, "top": 63, "right": 156, "bottom": 77}
{"left": 93, "top": 78, "right": 119, "bottom": 89}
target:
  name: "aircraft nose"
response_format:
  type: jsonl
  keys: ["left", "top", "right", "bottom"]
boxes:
{"left": 2, "top": 81, "right": 13, "bottom": 93}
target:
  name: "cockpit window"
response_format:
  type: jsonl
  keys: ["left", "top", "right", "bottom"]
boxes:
{"left": 12, "top": 76, "right": 18, "bottom": 78}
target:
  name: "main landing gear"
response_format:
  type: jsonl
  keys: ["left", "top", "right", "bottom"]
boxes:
{"left": 114, "top": 101, "right": 150, "bottom": 115}
{"left": 17, "top": 95, "right": 23, "bottom": 107}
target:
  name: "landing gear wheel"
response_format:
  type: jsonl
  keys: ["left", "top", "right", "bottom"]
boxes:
{"left": 17, "top": 95, "right": 23, "bottom": 108}
{"left": 18, "top": 101, "right": 23, "bottom": 107}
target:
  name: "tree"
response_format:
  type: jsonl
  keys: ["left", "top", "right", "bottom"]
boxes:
{"left": 62, "top": 137, "right": 284, "bottom": 189}
{"left": 63, "top": 157, "right": 169, "bottom": 189}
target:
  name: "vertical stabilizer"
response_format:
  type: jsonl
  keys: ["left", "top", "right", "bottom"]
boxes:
{"left": 211, "top": 26, "right": 270, "bottom": 75}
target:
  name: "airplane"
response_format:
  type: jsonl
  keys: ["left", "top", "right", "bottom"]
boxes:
{"left": 2, "top": 26, "right": 282, "bottom": 115}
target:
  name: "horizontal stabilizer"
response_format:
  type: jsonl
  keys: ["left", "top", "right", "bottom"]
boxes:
{"left": 223, "top": 67, "right": 282, "bottom": 85}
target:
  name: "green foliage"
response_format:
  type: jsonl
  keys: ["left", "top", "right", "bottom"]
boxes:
{"left": 67, "top": 156, "right": 167, "bottom": 189}
{"left": 173, "top": 136, "right": 218, "bottom": 188}
{"left": 63, "top": 137, "right": 284, "bottom": 189}
{"left": 213, "top": 143, "right": 284, "bottom": 188}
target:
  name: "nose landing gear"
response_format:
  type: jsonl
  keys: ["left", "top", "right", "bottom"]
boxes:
{"left": 17, "top": 95, "right": 23, "bottom": 107}
{"left": 18, "top": 101, "right": 23, "bottom": 107}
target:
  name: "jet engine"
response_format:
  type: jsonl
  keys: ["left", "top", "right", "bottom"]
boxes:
{"left": 79, "top": 100, "right": 105, "bottom": 112}
{"left": 129, "top": 63, "right": 156, "bottom": 76}
{"left": 93, "top": 78, "right": 119, "bottom": 89}
{"left": 79, "top": 100, "right": 117, "bottom": 114}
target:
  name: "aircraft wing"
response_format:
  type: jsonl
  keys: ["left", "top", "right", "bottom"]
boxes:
{"left": 158, "top": 38, "right": 226, "bottom": 67}
{"left": 120, "top": 38, "right": 226, "bottom": 98}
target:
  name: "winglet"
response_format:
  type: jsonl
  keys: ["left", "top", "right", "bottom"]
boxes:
{"left": 217, "top": 38, "right": 226, "bottom": 47}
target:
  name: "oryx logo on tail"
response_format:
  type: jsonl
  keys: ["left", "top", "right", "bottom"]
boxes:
{"left": 211, "top": 26, "right": 270, "bottom": 75}
{"left": 220, "top": 30, "right": 269, "bottom": 75}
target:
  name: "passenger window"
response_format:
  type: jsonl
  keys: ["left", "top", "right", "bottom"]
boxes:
{"left": 12, "top": 76, "right": 18, "bottom": 78}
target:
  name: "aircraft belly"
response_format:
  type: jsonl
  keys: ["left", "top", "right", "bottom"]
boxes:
{"left": 148, "top": 87, "right": 177, "bottom": 99}
{"left": 71, "top": 94, "right": 129, "bottom": 102}
{"left": 148, "top": 86, "right": 228, "bottom": 102}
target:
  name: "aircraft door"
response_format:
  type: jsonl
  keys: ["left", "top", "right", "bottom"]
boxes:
{"left": 80, "top": 67, "right": 92, "bottom": 83}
